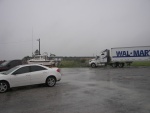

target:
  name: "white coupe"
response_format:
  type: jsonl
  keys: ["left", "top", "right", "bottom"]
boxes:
{"left": 0, "top": 64, "right": 61, "bottom": 93}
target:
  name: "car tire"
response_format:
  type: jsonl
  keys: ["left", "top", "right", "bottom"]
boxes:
{"left": 0, "top": 81, "right": 9, "bottom": 93}
{"left": 46, "top": 76, "right": 56, "bottom": 87}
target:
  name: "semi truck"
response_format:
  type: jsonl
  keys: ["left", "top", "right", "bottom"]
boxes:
{"left": 89, "top": 46, "right": 150, "bottom": 68}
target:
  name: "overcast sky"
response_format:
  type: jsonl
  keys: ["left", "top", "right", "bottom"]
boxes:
{"left": 0, "top": 0, "right": 150, "bottom": 60}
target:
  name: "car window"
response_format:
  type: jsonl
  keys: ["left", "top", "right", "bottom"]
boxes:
{"left": 30, "top": 65, "right": 47, "bottom": 72}
{"left": 12, "top": 66, "right": 30, "bottom": 75}
{"left": 9, "top": 61, "right": 16, "bottom": 68}
{"left": 3, "top": 66, "right": 20, "bottom": 75}
{"left": 0, "top": 61, "right": 10, "bottom": 66}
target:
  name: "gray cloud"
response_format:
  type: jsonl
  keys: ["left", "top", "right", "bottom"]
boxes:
{"left": 0, "top": 0, "right": 150, "bottom": 60}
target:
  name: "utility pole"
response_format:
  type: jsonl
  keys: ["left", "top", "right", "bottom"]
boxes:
{"left": 32, "top": 28, "right": 33, "bottom": 56}
{"left": 37, "top": 38, "right": 40, "bottom": 55}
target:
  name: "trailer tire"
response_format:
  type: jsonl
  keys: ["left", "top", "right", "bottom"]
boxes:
{"left": 118, "top": 63, "right": 124, "bottom": 68}
{"left": 111, "top": 63, "right": 117, "bottom": 68}
{"left": 91, "top": 63, "right": 96, "bottom": 68}
{"left": 126, "top": 62, "right": 132, "bottom": 66}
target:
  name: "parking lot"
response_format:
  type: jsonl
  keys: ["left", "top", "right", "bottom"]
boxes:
{"left": 0, "top": 67, "right": 150, "bottom": 113}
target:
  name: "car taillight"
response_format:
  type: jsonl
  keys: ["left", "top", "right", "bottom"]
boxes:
{"left": 57, "top": 68, "right": 61, "bottom": 73}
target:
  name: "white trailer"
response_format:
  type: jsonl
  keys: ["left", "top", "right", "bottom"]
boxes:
{"left": 89, "top": 46, "right": 150, "bottom": 68}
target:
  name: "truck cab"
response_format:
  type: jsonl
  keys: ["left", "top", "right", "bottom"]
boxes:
{"left": 89, "top": 49, "right": 110, "bottom": 68}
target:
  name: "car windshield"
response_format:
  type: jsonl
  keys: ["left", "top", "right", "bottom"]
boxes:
{"left": 0, "top": 61, "right": 10, "bottom": 66}
{"left": 2, "top": 66, "right": 19, "bottom": 75}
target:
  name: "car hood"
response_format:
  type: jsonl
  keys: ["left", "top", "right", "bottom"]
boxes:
{"left": 0, "top": 73, "right": 6, "bottom": 75}
{"left": 0, "top": 73, "right": 10, "bottom": 80}
{"left": 0, "top": 71, "right": 6, "bottom": 74}
{"left": 0, "top": 73, "right": 6, "bottom": 78}
{"left": 89, "top": 58, "right": 96, "bottom": 62}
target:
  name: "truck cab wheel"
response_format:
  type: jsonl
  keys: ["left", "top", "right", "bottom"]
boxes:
{"left": 91, "top": 63, "right": 96, "bottom": 68}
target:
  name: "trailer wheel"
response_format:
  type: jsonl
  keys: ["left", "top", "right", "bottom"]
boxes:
{"left": 118, "top": 63, "right": 124, "bottom": 68}
{"left": 111, "top": 63, "right": 117, "bottom": 68}
{"left": 104, "top": 63, "right": 107, "bottom": 67}
{"left": 91, "top": 63, "right": 96, "bottom": 68}
{"left": 126, "top": 62, "right": 132, "bottom": 66}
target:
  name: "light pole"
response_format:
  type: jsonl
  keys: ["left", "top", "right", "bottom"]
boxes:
{"left": 37, "top": 38, "right": 40, "bottom": 55}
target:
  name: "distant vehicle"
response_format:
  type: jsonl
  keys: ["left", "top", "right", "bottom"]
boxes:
{"left": 0, "top": 64, "right": 62, "bottom": 93}
{"left": 27, "top": 55, "right": 55, "bottom": 67}
{"left": 0, "top": 60, "right": 22, "bottom": 72}
{"left": 89, "top": 46, "right": 150, "bottom": 68}
{"left": 0, "top": 61, "right": 5, "bottom": 65}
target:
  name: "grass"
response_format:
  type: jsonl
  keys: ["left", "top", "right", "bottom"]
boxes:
{"left": 131, "top": 61, "right": 150, "bottom": 66}
{"left": 58, "top": 60, "right": 150, "bottom": 68}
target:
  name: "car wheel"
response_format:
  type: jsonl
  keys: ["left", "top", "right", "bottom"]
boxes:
{"left": 46, "top": 77, "right": 56, "bottom": 87}
{"left": 0, "top": 81, "right": 9, "bottom": 93}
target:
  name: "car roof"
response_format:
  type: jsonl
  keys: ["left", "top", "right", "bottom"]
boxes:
{"left": 8, "top": 59, "right": 22, "bottom": 62}
{"left": 18, "top": 64, "right": 47, "bottom": 68}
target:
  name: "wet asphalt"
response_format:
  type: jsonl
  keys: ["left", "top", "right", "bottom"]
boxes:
{"left": 0, "top": 67, "right": 150, "bottom": 113}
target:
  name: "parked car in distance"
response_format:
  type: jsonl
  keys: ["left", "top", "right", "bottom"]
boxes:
{"left": 0, "top": 64, "right": 62, "bottom": 93}
{"left": 0, "top": 60, "right": 22, "bottom": 72}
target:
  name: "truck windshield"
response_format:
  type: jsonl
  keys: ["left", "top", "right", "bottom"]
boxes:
{"left": 96, "top": 56, "right": 100, "bottom": 59}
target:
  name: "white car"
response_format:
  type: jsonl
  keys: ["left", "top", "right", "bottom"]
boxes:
{"left": 0, "top": 64, "right": 61, "bottom": 93}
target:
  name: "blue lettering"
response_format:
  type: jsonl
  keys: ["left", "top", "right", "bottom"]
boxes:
{"left": 116, "top": 51, "right": 130, "bottom": 57}
{"left": 127, "top": 51, "right": 130, "bottom": 56}
{"left": 145, "top": 50, "right": 149, "bottom": 56}
{"left": 133, "top": 50, "right": 140, "bottom": 57}
{"left": 148, "top": 50, "right": 150, "bottom": 56}
{"left": 140, "top": 50, "right": 144, "bottom": 56}
{"left": 145, "top": 50, "right": 150, "bottom": 56}
{"left": 123, "top": 51, "right": 126, "bottom": 56}
{"left": 116, "top": 51, "right": 123, "bottom": 57}
{"left": 116, "top": 50, "right": 150, "bottom": 57}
